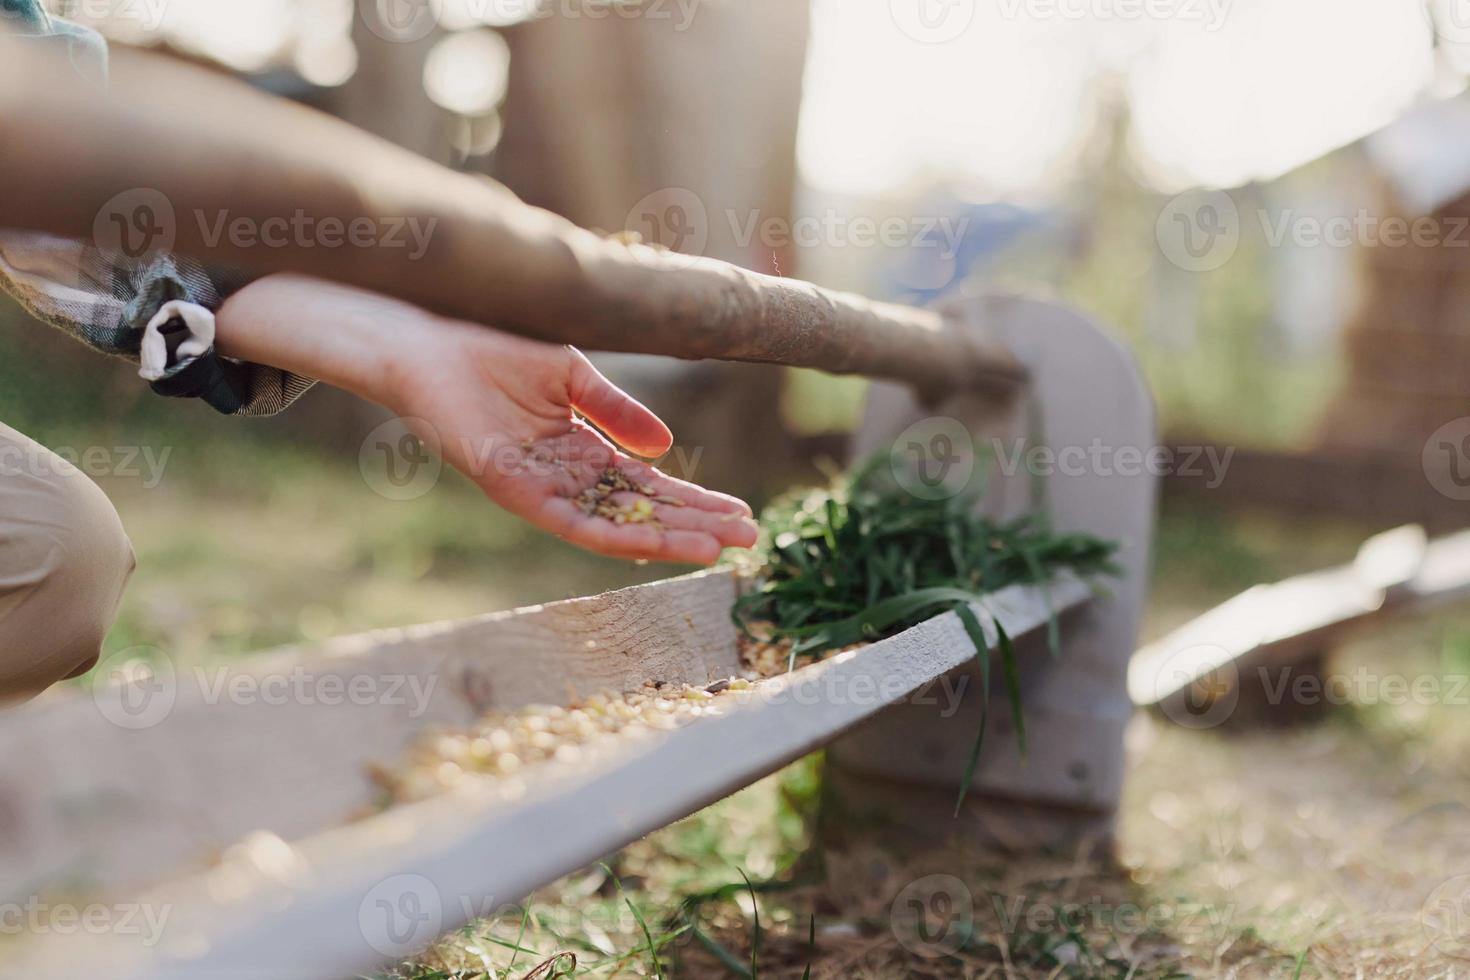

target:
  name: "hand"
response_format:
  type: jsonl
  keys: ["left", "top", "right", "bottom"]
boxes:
{"left": 216, "top": 275, "right": 758, "bottom": 565}
{"left": 388, "top": 318, "right": 757, "bottom": 564}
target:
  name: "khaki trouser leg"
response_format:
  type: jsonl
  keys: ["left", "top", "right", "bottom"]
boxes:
{"left": 0, "top": 420, "right": 135, "bottom": 704}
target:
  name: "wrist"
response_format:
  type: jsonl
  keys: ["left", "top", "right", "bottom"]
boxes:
{"left": 214, "top": 274, "right": 430, "bottom": 409}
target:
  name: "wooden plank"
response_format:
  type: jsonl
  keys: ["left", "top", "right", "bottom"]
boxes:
{"left": 5, "top": 576, "right": 1091, "bottom": 980}
{"left": 0, "top": 569, "right": 741, "bottom": 901}
{"left": 834, "top": 292, "right": 1156, "bottom": 814}
{"left": 1129, "top": 526, "right": 1470, "bottom": 715}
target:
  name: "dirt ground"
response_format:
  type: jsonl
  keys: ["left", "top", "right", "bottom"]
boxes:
{"left": 390, "top": 509, "right": 1470, "bottom": 979}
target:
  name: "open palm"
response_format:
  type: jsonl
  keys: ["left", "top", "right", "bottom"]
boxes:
{"left": 397, "top": 322, "right": 757, "bottom": 564}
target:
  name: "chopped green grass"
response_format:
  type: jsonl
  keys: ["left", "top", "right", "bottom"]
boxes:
{"left": 733, "top": 455, "right": 1119, "bottom": 808}
{"left": 732, "top": 455, "right": 1119, "bottom": 660}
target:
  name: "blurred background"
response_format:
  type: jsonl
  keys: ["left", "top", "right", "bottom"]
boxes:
{"left": 10, "top": 1, "right": 1470, "bottom": 974}
{"left": 10, "top": 0, "right": 1470, "bottom": 664}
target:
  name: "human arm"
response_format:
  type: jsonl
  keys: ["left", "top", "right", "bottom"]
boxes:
{"left": 214, "top": 273, "right": 758, "bottom": 565}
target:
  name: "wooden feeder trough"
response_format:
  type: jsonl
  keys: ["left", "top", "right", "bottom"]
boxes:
{"left": 0, "top": 44, "right": 1157, "bottom": 979}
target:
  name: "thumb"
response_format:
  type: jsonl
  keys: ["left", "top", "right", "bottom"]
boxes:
{"left": 567, "top": 349, "right": 674, "bottom": 458}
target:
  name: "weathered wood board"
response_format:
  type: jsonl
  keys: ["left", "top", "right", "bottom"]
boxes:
{"left": 835, "top": 292, "right": 1157, "bottom": 815}
{"left": 0, "top": 569, "right": 741, "bottom": 902}
{"left": 1130, "top": 525, "right": 1470, "bottom": 716}
{"left": 3, "top": 575, "right": 1091, "bottom": 980}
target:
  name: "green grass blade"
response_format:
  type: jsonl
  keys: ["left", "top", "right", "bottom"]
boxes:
{"left": 507, "top": 905, "right": 530, "bottom": 973}
{"left": 603, "top": 862, "right": 663, "bottom": 980}
{"left": 688, "top": 923, "right": 752, "bottom": 978}
{"left": 800, "top": 915, "right": 816, "bottom": 980}
{"left": 994, "top": 618, "right": 1025, "bottom": 756}
{"left": 953, "top": 603, "right": 991, "bottom": 816}
{"left": 740, "top": 869, "right": 761, "bottom": 980}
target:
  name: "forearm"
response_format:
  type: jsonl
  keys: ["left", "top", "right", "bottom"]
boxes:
{"left": 214, "top": 273, "right": 421, "bottom": 408}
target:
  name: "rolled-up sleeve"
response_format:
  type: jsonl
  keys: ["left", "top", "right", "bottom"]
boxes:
{"left": 0, "top": 7, "right": 316, "bottom": 416}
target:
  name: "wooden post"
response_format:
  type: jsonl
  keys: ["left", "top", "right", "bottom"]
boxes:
{"left": 827, "top": 292, "right": 1157, "bottom": 853}
{"left": 0, "top": 41, "right": 1022, "bottom": 401}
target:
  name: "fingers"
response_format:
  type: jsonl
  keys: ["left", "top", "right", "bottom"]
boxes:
{"left": 615, "top": 457, "right": 754, "bottom": 517}
{"left": 606, "top": 492, "right": 757, "bottom": 548}
{"left": 567, "top": 350, "right": 674, "bottom": 458}
{"left": 539, "top": 497, "right": 728, "bottom": 564}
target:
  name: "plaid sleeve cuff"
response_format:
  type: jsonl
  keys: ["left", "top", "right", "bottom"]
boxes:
{"left": 124, "top": 256, "right": 318, "bottom": 417}
{"left": 0, "top": 234, "right": 316, "bottom": 416}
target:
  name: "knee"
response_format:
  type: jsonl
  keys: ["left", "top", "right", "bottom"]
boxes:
{"left": 0, "top": 462, "right": 135, "bottom": 704}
